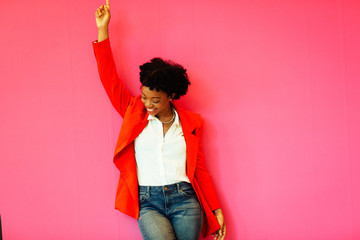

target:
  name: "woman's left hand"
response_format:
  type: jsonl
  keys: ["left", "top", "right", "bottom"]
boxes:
{"left": 212, "top": 208, "right": 226, "bottom": 240}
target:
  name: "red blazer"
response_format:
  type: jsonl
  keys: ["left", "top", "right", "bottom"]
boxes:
{"left": 93, "top": 38, "right": 221, "bottom": 237}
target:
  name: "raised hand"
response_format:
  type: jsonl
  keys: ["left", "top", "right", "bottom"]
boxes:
{"left": 95, "top": 0, "right": 110, "bottom": 29}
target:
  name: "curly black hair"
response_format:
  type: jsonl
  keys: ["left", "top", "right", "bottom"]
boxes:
{"left": 139, "top": 58, "right": 190, "bottom": 100}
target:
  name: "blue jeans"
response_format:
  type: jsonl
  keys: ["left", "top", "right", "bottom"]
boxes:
{"left": 137, "top": 182, "right": 203, "bottom": 240}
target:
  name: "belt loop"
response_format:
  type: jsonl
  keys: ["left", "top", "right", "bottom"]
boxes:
{"left": 147, "top": 186, "right": 150, "bottom": 197}
{"left": 177, "top": 183, "right": 180, "bottom": 193}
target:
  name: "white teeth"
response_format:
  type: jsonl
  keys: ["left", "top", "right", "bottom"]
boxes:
{"left": 147, "top": 108, "right": 155, "bottom": 112}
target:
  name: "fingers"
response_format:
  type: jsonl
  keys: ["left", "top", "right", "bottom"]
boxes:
{"left": 212, "top": 231, "right": 220, "bottom": 240}
{"left": 95, "top": 5, "right": 107, "bottom": 18}
{"left": 213, "top": 232, "right": 223, "bottom": 239}
{"left": 220, "top": 224, "right": 226, "bottom": 240}
{"left": 104, "top": 0, "right": 110, "bottom": 12}
{"left": 95, "top": 5, "right": 102, "bottom": 17}
{"left": 222, "top": 223, "right": 227, "bottom": 237}
{"left": 95, "top": 1, "right": 110, "bottom": 17}
{"left": 212, "top": 233, "right": 217, "bottom": 240}
{"left": 212, "top": 225, "right": 226, "bottom": 240}
{"left": 219, "top": 226, "right": 226, "bottom": 240}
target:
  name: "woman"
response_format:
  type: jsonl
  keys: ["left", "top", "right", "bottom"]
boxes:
{"left": 93, "top": 1, "right": 226, "bottom": 239}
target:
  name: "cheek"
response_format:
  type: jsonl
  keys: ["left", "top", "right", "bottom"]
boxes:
{"left": 158, "top": 102, "right": 167, "bottom": 109}
{"left": 152, "top": 103, "right": 160, "bottom": 109}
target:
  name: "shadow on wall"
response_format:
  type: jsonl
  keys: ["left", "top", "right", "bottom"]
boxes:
{"left": 1, "top": 215, "right": 2, "bottom": 240}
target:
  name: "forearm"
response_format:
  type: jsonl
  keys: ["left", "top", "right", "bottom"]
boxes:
{"left": 98, "top": 27, "right": 109, "bottom": 42}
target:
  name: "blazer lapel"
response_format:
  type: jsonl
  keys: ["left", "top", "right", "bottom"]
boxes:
{"left": 175, "top": 105, "right": 200, "bottom": 182}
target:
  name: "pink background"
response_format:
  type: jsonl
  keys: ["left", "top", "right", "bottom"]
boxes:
{"left": 1, "top": 0, "right": 360, "bottom": 239}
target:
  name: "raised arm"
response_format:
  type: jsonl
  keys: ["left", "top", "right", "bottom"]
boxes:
{"left": 93, "top": 0, "right": 133, "bottom": 118}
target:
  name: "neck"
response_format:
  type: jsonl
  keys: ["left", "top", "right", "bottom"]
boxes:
{"left": 156, "top": 106, "right": 174, "bottom": 122}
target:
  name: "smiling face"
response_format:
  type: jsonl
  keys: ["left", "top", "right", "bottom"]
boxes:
{"left": 141, "top": 86, "right": 173, "bottom": 116}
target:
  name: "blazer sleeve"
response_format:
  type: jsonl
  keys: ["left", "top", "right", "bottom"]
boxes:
{"left": 92, "top": 38, "right": 133, "bottom": 118}
{"left": 194, "top": 119, "right": 222, "bottom": 211}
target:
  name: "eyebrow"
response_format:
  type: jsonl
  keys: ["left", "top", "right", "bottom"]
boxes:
{"left": 141, "top": 92, "right": 160, "bottom": 99}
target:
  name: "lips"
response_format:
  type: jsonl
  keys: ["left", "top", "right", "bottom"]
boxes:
{"left": 146, "top": 108, "right": 157, "bottom": 114}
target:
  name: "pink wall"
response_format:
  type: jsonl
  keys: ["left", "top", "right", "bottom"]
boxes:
{"left": 1, "top": 0, "right": 359, "bottom": 239}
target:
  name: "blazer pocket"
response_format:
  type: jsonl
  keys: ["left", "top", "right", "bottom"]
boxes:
{"left": 191, "top": 128, "right": 198, "bottom": 136}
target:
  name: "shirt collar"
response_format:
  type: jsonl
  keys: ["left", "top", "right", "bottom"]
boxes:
{"left": 148, "top": 109, "right": 180, "bottom": 127}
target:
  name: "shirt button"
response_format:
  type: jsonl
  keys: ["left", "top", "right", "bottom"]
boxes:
{"left": 164, "top": 187, "right": 168, "bottom": 191}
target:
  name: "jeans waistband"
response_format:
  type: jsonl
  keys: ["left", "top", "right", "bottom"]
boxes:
{"left": 139, "top": 181, "right": 192, "bottom": 194}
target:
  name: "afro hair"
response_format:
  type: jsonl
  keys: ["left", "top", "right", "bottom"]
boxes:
{"left": 139, "top": 58, "right": 190, "bottom": 100}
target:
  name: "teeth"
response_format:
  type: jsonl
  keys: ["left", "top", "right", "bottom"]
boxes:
{"left": 147, "top": 108, "right": 155, "bottom": 112}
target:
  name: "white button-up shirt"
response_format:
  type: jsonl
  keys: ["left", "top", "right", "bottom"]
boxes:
{"left": 134, "top": 109, "right": 190, "bottom": 186}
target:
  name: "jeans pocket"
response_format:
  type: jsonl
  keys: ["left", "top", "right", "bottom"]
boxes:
{"left": 139, "top": 192, "right": 149, "bottom": 204}
{"left": 180, "top": 186, "right": 196, "bottom": 198}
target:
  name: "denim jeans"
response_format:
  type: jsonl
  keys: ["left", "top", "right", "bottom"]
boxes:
{"left": 137, "top": 182, "right": 203, "bottom": 240}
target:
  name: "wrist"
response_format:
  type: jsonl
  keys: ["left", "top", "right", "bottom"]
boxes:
{"left": 213, "top": 208, "right": 223, "bottom": 215}
{"left": 97, "top": 27, "right": 109, "bottom": 42}
{"left": 98, "top": 27, "right": 108, "bottom": 31}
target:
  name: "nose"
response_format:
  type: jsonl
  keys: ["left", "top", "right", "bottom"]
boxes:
{"left": 144, "top": 100, "right": 154, "bottom": 109}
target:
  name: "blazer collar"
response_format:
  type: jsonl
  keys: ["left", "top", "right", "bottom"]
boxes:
{"left": 173, "top": 104, "right": 197, "bottom": 134}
